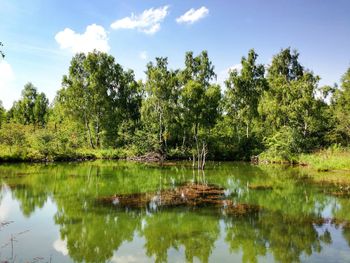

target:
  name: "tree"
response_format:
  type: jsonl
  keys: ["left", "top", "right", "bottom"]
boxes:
{"left": 33, "top": 92, "right": 49, "bottom": 127}
{"left": 259, "top": 48, "right": 329, "bottom": 155}
{"left": 0, "top": 100, "right": 5, "bottom": 128}
{"left": 180, "top": 51, "right": 221, "bottom": 168}
{"left": 331, "top": 67, "right": 350, "bottom": 145}
{"left": 114, "top": 71, "right": 142, "bottom": 147}
{"left": 224, "top": 49, "right": 267, "bottom": 139}
{"left": 58, "top": 50, "right": 141, "bottom": 148}
{"left": 141, "top": 57, "right": 180, "bottom": 156}
{"left": 9, "top": 83, "right": 49, "bottom": 127}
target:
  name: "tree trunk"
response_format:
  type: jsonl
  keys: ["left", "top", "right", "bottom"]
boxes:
{"left": 96, "top": 120, "right": 100, "bottom": 148}
{"left": 158, "top": 102, "right": 165, "bottom": 156}
{"left": 84, "top": 114, "right": 94, "bottom": 149}
{"left": 182, "top": 130, "right": 186, "bottom": 149}
{"left": 192, "top": 151, "right": 195, "bottom": 168}
{"left": 194, "top": 123, "right": 201, "bottom": 170}
{"left": 236, "top": 124, "right": 240, "bottom": 143}
{"left": 201, "top": 142, "right": 207, "bottom": 170}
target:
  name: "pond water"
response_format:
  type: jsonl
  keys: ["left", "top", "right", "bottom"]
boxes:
{"left": 0, "top": 161, "right": 350, "bottom": 263}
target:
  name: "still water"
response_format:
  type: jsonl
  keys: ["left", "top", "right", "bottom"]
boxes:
{"left": 0, "top": 161, "right": 350, "bottom": 263}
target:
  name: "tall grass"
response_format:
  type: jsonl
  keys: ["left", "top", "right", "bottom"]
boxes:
{"left": 298, "top": 145, "right": 350, "bottom": 171}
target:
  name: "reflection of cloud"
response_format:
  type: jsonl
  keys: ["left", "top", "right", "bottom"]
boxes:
{"left": 111, "top": 255, "right": 138, "bottom": 263}
{"left": 53, "top": 238, "right": 68, "bottom": 256}
{"left": 0, "top": 198, "right": 10, "bottom": 221}
{"left": 0, "top": 187, "right": 12, "bottom": 221}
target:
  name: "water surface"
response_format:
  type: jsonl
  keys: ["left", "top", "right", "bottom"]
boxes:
{"left": 0, "top": 161, "right": 350, "bottom": 263}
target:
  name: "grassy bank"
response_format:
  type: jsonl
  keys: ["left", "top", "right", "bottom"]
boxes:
{"left": 298, "top": 147, "right": 350, "bottom": 172}
{"left": 0, "top": 145, "right": 138, "bottom": 162}
{"left": 2, "top": 139, "right": 350, "bottom": 175}
{"left": 259, "top": 145, "right": 350, "bottom": 172}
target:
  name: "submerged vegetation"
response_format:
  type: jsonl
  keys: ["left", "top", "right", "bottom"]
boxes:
{"left": 1, "top": 48, "right": 350, "bottom": 168}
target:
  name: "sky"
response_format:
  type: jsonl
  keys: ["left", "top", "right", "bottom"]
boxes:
{"left": 0, "top": 0, "right": 350, "bottom": 109}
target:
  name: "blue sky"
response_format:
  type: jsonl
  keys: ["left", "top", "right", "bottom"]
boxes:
{"left": 0, "top": 0, "right": 349, "bottom": 109}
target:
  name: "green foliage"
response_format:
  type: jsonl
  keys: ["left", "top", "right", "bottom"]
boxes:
{"left": 258, "top": 48, "right": 331, "bottom": 155}
{"left": 0, "top": 123, "right": 27, "bottom": 150}
{"left": 181, "top": 81, "right": 221, "bottom": 131}
{"left": 224, "top": 49, "right": 267, "bottom": 139}
{"left": 330, "top": 68, "right": 350, "bottom": 144}
{"left": 0, "top": 100, "right": 5, "bottom": 128}
{"left": 58, "top": 51, "right": 141, "bottom": 149}
{"left": 141, "top": 57, "right": 180, "bottom": 154}
{"left": 8, "top": 82, "right": 49, "bottom": 127}
{"left": 260, "top": 128, "right": 300, "bottom": 163}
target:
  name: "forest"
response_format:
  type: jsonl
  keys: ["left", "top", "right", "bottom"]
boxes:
{"left": 0, "top": 48, "right": 349, "bottom": 165}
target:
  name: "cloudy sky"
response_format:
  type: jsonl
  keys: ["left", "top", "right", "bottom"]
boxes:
{"left": 0, "top": 0, "right": 349, "bottom": 109}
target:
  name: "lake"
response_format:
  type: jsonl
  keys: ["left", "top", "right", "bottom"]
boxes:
{"left": 0, "top": 161, "right": 350, "bottom": 263}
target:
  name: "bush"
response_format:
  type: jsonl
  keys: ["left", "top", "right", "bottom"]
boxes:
{"left": 260, "top": 128, "right": 300, "bottom": 163}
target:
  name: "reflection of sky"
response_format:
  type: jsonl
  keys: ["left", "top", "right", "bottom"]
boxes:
{"left": 110, "top": 236, "right": 151, "bottom": 263}
{"left": 305, "top": 224, "right": 350, "bottom": 263}
{"left": 53, "top": 238, "right": 68, "bottom": 256}
{"left": 320, "top": 198, "right": 340, "bottom": 219}
{"left": 0, "top": 192, "right": 72, "bottom": 263}
{"left": 0, "top": 186, "right": 11, "bottom": 221}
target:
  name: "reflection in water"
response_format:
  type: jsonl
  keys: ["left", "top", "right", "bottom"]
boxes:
{"left": 141, "top": 211, "right": 219, "bottom": 263}
{"left": 53, "top": 238, "right": 69, "bottom": 256}
{"left": 224, "top": 211, "right": 334, "bottom": 263}
{"left": 1, "top": 161, "right": 350, "bottom": 262}
{"left": 0, "top": 186, "right": 10, "bottom": 221}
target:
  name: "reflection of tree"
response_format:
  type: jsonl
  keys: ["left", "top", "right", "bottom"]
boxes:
{"left": 342, "top": 227, "right": 350, "bottom": 247}
{"left": 225, "top": 211, "right": 333, "bottom": 263}
{"left": 331, "top": 197, "right": 350, "bottom": 246}
{"left": 1, "top": 162, "right": 350, "bottom": 263}
{"left": 261, "top": 213, "right": 322, "bottom": 263}
{"left": 225, "top": 214, "right": 267, "bottom": 263}
{"left": 141, "top": 210, "right": 220, "bottom": 263}
{"left": 54, "top": 206, "right": 142, "bottom": 263}
{"left": 10, "top": 184, "right": 48, "bottom": 217}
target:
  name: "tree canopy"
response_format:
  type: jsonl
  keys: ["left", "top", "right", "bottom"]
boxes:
{"left": 1, "top": 48, "right": 349, "bottom": 163}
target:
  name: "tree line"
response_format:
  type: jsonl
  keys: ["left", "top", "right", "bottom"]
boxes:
{"left": 0, "top": 48, "right": 349, "bottom": 163}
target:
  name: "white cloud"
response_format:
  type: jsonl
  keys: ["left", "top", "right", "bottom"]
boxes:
{"left": 55, "top": 24, "right": 110, "bottom": 54}
{"left": 111, "top": 6, "right": 169, "bottom": 34}
{"left": 53, "top": 238, "right": 68, "bottom": 256}
{"left": 0, "top": 60, "right": 16, "bottom": 109}
{"left": 227, "top": 64, "right": 243, "bottom": 73}
{"left": 217, "top": 64, "right": 242, "bottom": 86}
{"left": 0, "top": 60, "right": 15, "bottom": 86}
{"left": 176, "top": 6, "right": 209, "bottom": 24}
{"left": 139, "top": 51, "right": 148, "bottom": 60}
{"left": 111, "top": 255, "right": 138, "bottom": 263}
